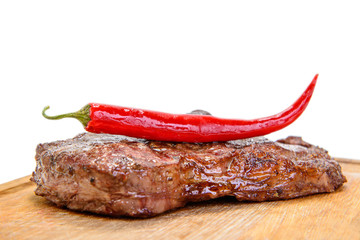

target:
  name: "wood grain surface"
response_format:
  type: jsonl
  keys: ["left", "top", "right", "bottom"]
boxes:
{"left": 0, "top": 159, "right": 359, "bottom": 240}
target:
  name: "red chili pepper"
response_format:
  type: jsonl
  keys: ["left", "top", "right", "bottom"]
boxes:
{"left": 42, "top": 74, "right": 318, "bottom": 142}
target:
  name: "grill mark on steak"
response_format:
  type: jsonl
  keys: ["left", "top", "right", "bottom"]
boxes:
{"left": 31, "top": 133, "right": 346, "bottom": 217}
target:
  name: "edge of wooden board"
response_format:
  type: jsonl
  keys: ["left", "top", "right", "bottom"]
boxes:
{"left": 0, "top": 175, "right": 32, "bottom": 193}
{"left": 335, "top": 157, "right": 360, "bottom": 164}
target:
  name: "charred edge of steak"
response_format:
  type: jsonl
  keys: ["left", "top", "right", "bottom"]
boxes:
{"left": 31, "top": 133, "right": 347, "bottom": 217}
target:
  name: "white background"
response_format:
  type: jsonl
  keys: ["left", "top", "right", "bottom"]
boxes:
{"left": 1, "top": 1, "right": 359, "bottom": 184}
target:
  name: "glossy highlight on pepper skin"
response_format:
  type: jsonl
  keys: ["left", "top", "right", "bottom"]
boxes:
{"left": 42, "top": 74, "right": 318, "bottom": 142}
{"left": 85, "top": 74, "right": 318, "bottom": 142}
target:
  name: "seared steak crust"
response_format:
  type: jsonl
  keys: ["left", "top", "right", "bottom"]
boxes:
{"left": 31, "top": 133, "right": 346, "bottom": 217}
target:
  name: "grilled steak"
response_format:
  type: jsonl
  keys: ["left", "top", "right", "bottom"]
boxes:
{"left": 31, "top": 133, "right": 346, "bottom": 217}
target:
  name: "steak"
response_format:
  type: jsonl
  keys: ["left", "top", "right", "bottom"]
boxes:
{"left": 31, "top": 133, "right": 346, "bottom": 217}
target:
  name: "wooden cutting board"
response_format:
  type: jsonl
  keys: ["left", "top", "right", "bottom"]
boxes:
{"left": 1, "top": 159, "right": 359, "bottom": 240}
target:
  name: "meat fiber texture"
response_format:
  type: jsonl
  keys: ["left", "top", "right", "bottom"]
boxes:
{"left": 31, "top": 133, "right": 346, "bottom": 218}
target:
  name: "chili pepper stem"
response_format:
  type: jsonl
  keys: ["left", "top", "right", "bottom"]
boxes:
{"left": 42, "top": 105, "right": 91, "bottom": 128}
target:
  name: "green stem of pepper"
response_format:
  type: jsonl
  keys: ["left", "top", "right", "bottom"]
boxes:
{"left": 42, "top": 104, "right": 91, "bottom": 128}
